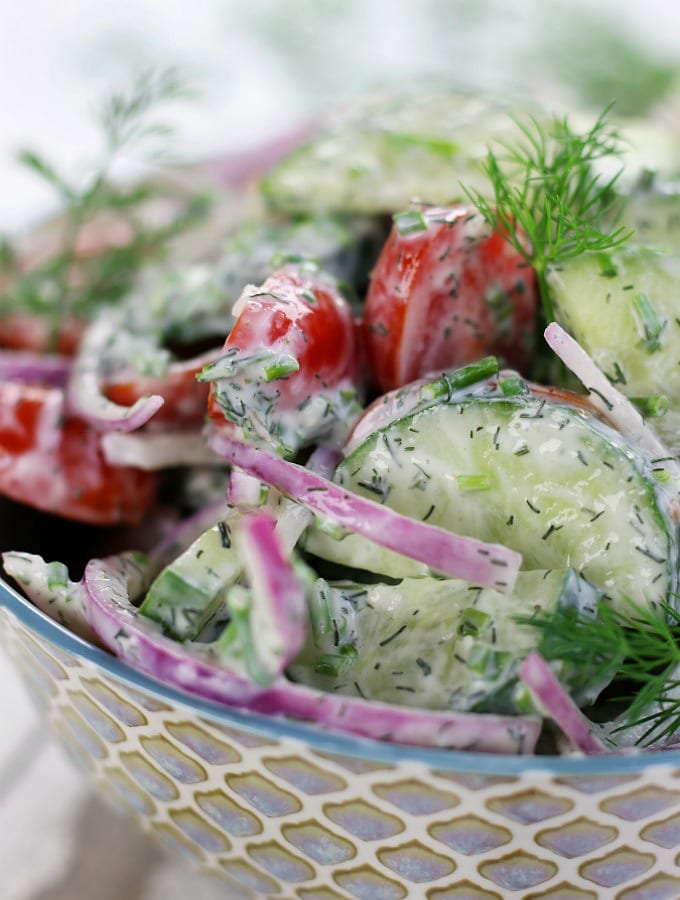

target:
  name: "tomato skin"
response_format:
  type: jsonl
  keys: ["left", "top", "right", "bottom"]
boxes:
{"left": 0, "top": 312, "right": 85, "bottom": 356}
{"left": 225, "top": 265, "right": 361, "bottom": 406}
{"left": 104, "top": 351, "right": 216, "bottom": 429}
{"left": 362, "top": 206, "right": 538, "bottom": 392}
{"left": 0, "top": 382, "right": 157, "bottom": 525}
{"left": 208, "top": 264, "right": 363, "bottom": 451}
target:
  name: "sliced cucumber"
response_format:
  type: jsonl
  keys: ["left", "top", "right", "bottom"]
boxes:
{"left": 289, "top": 569, "right": 601, "bottom": 713}
{"left": 305, "top": 393, "right": 677, "bottom": 613}
{"left": 549, "top": 246, "right": 680, "bottom": 450}
{"left": 139, "top": 514, "right": 242, "bottom": 640}
{"left": 217, "top": 215, "right": 385, "bottom": 304}
{"left": 133, "top": 214, "right": 383, "bottom": 346}
{"left": 262, "top": 91, "right": 539, "bottom": 215}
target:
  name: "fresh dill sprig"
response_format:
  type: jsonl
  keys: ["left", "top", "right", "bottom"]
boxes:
{"left": 0, "top": 66, "right": 209, "bottom": 340}
{"left": 464, "top": 105, "right": 633, "bottom": 324}
{"left": 517, "top": 599, "right": 680, "bottom": 746}
{"left": 97, "top": 66, "right": 190, "bottom": 156}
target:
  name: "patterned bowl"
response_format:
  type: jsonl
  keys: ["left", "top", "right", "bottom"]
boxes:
{"left": 3, "top": 576, "right": 680, "bottom": 900}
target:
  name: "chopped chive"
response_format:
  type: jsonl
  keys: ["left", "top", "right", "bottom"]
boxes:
{"left": 632, "top": 291, "right": 666, "bottom": 352}
{"left": 630, "top": 395, "right": 669, "bottom": 419}
{"left": 458, "top": 608, "right": 491, "bottom": 637}
{"left": 379, "top": 624, "right": 408, "bottom": 647}
{"left": 314, "top": 646, "right": 357, "bottom": 677}
{"left": 46, "top": 561, "right": 69, "bottom": 590}
{"left": 416, "top": 657, "right": 432, "bottom": 676}
{"left": 393, "top": 209, "right": 428, "bottom": 235}
{"left": 384, "top": 131, "right": 459, "bottom": 158}
{"left": 456, "top": 474, "right": 492, "bottom": 492}
{"left": 499, "top": 375, "right": 528, "bottom": 396}
{"left": 597, "top": 252, "right": 619, "bottom": 278}
{"left": 425, "top": 356, "right": 498, "bottom": 402}
{"left": 263, "top": 355, "right": 300, "bottom": 382}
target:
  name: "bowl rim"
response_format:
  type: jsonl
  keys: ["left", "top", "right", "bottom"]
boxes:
{"left": 2, "top": 575, "right": 679, "bottom": 777}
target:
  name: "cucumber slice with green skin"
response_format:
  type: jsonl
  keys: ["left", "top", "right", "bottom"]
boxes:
{"left": 120, "top": 215, "right": 384, "bottom": 352}
{"left": 288, "top": 569, "right": 601, "bottom": 714}
{"left": 549, "top": 246, "right": 680, "bottom": 450}
{"left": 217, "top": 215, "right": 386, "bottom": 309}
{"left": 139, "top": 512, "right": 242, "bottom": 641}
{"left": 307, "top": 394, "right": 677, "bottom": 614}
{"left": 261, "top": 92, "right": 538, "bottom": 215}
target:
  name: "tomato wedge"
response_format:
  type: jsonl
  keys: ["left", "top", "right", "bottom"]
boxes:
{"left": 204, "top": 263, "right": 363, "bottom": 456}
{"left": 0, "top": 381, "right": 157, "bottom": 524}
{"left": 0, "top": 312, "right": 85, "bottom": 356}
{"left": 362, "top": 205, "right": 538, "bottom": 392}
{"left": 103, "top": 351, "right": 217, "bottom": 429}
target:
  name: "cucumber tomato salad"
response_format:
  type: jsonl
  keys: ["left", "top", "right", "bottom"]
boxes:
{"left": 3, "top": 88, "right": 680, "bottom": 755}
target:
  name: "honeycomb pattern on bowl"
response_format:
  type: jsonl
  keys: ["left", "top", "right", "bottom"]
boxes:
{"left": 3, "top": 607, "right": 680, "bottom": 899}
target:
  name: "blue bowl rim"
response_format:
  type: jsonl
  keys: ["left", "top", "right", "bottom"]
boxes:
{"left": 2, "top": 575, "right": 679, "bottom": 777}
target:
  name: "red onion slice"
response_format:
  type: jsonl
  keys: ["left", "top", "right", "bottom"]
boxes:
{"left": 68, "top": 313, "right": 165, "bottom": 432}
{"left": 233, "top": 511, "right": 308, "bottom": 681}
{"left": 208, "top": 431, "right": 521, "bottom": 592}
{"left": 84, "top": 553, "right": 540, "bottom": 753}
{"left": 544, "top": 322, "right": 680, "bottom": 487}
{"left": 84, "top": 554, "right": 262, "bottom": 705}
{"left": 518, "top": 650, "right": 606, "bottom": 755}
{"left": 0, "top": 350, "right": 71, "bottom": 387}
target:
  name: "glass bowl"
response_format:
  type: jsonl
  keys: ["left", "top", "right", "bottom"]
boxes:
{"left": 2, "top": 575, "right": 680, "bottom": 899}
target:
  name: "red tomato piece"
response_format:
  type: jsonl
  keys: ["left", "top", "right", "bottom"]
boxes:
{"left": 362, "top": 206, "right": 538, "bottom": 392}
{"left": 0, "top": 382, "right": 157, "bottom": 524}
{"left": 206, "top": 264, "right": 363, "bottom": 455}
{"left": 0, "top": 312, "right": 85, "bottom": 356}
{"left": 104, "top": 351, "right": 216, "bottom": 429}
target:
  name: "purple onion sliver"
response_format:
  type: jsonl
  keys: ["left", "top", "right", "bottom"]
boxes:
{"left": 253, "top": 681, "right": 540, "bottom": 754}
{"left": 544, "top": 322, "right": 680, "bottom": 486}
{"left": 306, "top": 443, "right": 342, "bottom": 478}
{"left": 208, "top": 432, "right": 521, "bottom": 592}
{"left": 518, "top": 650, "right": 606, "bottom": 755}
{"left": 204, "top": 126, "right": 313, "bottom": 186}
{"left": 69, "top": 382, "right": 164, "bottom": 432}
{"left": 85, "top": 552, "right": 539, "bottom": 753}
{"left": 237, "top": 512, "right": 307, "bottom": 676}
{"left": 67, "top": 313, "right": 165, "bottom": 431}
{"left": 0, "top": 350, "right": 71, "bottom": 387}
{"left": 228, "top": 469, "right": 267, "bottom": 508}
{"left": 84, "top": 555, "right": 262, "bottom": 705}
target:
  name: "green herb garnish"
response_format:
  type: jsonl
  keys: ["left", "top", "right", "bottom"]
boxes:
{"left": 464, "top": 105, "right": 633, "bottom": 325}
{"left": 518, "top": 600, "right": 680, "bottom": 746}
{"left": 0, "top": 67, "right": 210, "bottom": 345}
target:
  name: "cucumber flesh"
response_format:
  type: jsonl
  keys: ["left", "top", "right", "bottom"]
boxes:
{"left": 307, "top": 393, "right": 677, "bottom": 613}
{"left": 139, "top": 514, "right": 242, "bottom": 640}
{"left": 549, "top": 246, "right": 680, "bottom": 450}
{"left": 262, "top": 91, "right": 539, "bottom": 215}
{"left": 289, "top": 569, "right": 601, "bottom": 713}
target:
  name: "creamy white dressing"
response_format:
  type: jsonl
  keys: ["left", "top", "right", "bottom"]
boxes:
{"left": 208, "top": 346, "right": 362, "bottom": 457}
{"left": 290, "top": 570, "right": 600, "bottom": 713}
